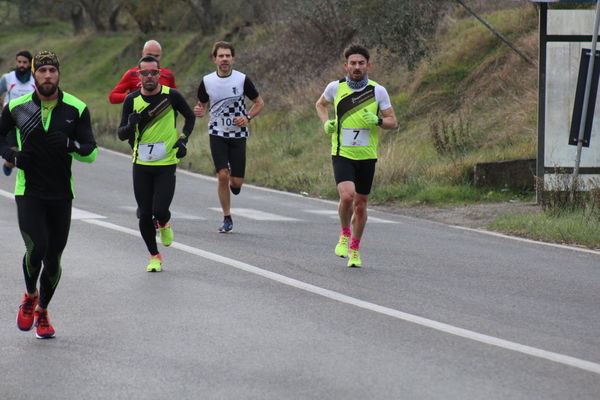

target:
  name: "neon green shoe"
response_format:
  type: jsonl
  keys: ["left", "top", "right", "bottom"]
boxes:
{"left": 335, "top": 235, "right": 350, "bottom": 257}
{"left": 147, "top": 255, "right": 162, "bottom": 272}
{"left": 347, "top": 249, "right": 362, "bottom": 267}
{"left": 159, "top": 224, "right": 173, "bottom": 246}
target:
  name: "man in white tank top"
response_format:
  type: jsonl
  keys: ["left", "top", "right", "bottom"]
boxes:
{"left": 194, "top": 41, "right": 265, "bottom": 233}
{"left": 0, "top": 50, "right": 35, "bottom": 176}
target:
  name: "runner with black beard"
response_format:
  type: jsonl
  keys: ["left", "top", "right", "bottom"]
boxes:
{"left": 0, "top": 50, "right": 35, "bottom": 176}
{"left": 0, "top": 51, "right": 98, "bottom": 339}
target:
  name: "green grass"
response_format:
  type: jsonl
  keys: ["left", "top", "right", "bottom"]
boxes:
{"left": 0, "top": 7, "right": 596, "bottom": 249}
{"left": 490, "top": 210, "right": 600, "bottom": 249}
{"left": 370, "top": 184, "right": 534, "bottom": 206}
{"left": 0, "top": 7, "right": 539, "bottom": 202}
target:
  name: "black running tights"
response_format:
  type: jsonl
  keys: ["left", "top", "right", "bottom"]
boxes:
{"left": 132, "top": 163, "right": 176, "bottom": 255}
{"left": 15, "top": 196, "right": 72, "bottom": 309}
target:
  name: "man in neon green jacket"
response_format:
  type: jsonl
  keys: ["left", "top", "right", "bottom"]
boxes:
{"left": 0, "top": 50, "right": 98, "bottom": 339}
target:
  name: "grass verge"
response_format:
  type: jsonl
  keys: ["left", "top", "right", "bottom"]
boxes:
{"left": 489, "top": 210, "right": 600, "bottom": 249}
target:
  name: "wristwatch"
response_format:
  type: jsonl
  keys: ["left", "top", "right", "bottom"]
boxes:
{"left": 377, "top": 117, "right": 383, "bottom": 126}
{"left": 247, "top": 115, "right": 253, "bottom": 121}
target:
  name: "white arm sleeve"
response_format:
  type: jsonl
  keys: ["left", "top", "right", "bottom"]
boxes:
{"left": 375, "top": 85, "right": 392, "bottom": 111}
{"left": 322, "top": 81, "right": 339, "bottom": 103}
{"left": 0, "top": 74, "right": 7, "bottom": 96}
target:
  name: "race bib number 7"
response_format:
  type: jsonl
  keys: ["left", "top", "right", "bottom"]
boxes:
{"left": 341, "top": 128, "right": 370, "bottom": 147}
{"left": 138, "top": 142, "right": 167, "bottom": 162}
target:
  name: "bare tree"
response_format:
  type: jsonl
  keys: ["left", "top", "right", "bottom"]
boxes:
{"left": 123, "top": 0, "right": 171, "bottom": 33}
{"left": 54, "top": 0, "right": 125, "bottom": 33}
{"left": 182, "top": 0, "right": 216, "bottom": 33}
{"left": 108, "top": 2, "right": 124, "bottom": 31}
{"left": 70, "top": 3, "right": 85, "bottom": 34}
{"left": 344, "top": 0, "right": 451, "bottom": 69}
{"left": 4, "top": 0, "right": 40, "bottom": 25}
{"left": 78, "top": 0, "right": 106, "bottom": 32}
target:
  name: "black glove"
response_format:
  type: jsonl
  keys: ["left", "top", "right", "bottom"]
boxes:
{"left": 15, "top": 152, "right": 30, "bottom": 170}
{"left": 118, "top": 113, "right": 141, "bottom": 142}
{"left": 45, "top": 131, "right": 81, "bottom": 153}
{"left": 66, "top": 137, "right": 80, "bottom": 153}
{"left": 127, "top": 112, "right": 141, "bottom": 127}
{"left": 45, "top": 130, "right": 68, "bottom": 150}
{"left": 2, "top": 148, "right": 29, "bottom": 170}
{"left": 173, "top": 136, "right": 188, "bottom": 159}
{"left": 2, "top": 147, "right": 16, "bottom": 164}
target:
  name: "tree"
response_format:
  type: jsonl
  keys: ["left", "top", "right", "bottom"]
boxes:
{"left": 108, "top": 2, "right": 123, "bottom": 31}
{"left": 55, "top": 0, "right": 124, "bottom": 33}
{"left": 3, "top": 0, "right": 40, "bottom": 25}
{"left": 78, "top": 0, "right": 106, "bottom": 31}
{"left": 261, "top": 0, "right": 450, "bottom": 70}
{"left": 123, "top": 0, "right": 168, "bottom": 33}
{"left": 345, "top": 0, "right": 452, "bottom": 69}
{"left": 70, "top": 3, "right": 85, "bottom": 34}
{"left": 182, "top": 0, "right": 216, "bottom": 33}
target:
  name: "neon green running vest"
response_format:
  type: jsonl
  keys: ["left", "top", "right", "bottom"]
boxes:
{"left": 332, "top": 79, "right": 379, "bottom": 160}
{"left": 132, "top": 86, "right": 179, "bottom": 166}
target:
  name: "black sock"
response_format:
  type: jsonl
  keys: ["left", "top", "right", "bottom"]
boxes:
{"left": 224, "top": 215, "right": 232, "bottom": 223}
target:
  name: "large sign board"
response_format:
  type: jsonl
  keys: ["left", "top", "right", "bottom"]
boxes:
{"left": 540, "top": 5, "right": 600, "bottom": 190}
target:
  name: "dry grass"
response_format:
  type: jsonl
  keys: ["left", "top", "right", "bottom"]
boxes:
{"left": 371, "top": 6, "right": 540, "bottom": 188}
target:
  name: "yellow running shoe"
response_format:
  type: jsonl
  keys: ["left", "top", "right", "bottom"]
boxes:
{"left": 347, "top": 249, "right": 362, "bottom": 267}
{"left": 335, "top": 235, "right": 350, "bottom": 257}
{"left": 159, "top": 224, "right": 173, "bottom": 246}
{"left": 147, "top": 255, "right": 162, "bottom": 272}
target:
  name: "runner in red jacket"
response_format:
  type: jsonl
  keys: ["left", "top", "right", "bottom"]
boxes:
{"left": 108, "top": 40, "right": 176, "bottom": 104}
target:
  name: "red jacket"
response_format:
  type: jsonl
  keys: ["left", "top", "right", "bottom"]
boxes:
{"left": 108, "top": 67, "right": 176, "bottom": 104}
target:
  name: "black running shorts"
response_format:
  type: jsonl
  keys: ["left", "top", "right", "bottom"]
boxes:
{"left": 332, "top": 155, "right": 377, "bottom": 195}
{"left": 209, "top": 134, "right": 246, "bottom": 178}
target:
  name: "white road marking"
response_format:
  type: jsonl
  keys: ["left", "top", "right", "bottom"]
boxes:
{"left": 71, "top": 208, "right": 105, "bottom": 220}
{"left": 80, "top": 216, "right": 600, "bottom": 375}
{"left": 2, "top": 179, "right": 600, "bottom": 373}
{"left": 304, "top": 209, "right": 398, "bottom": 224}
{"left": 451, "top": 225, "right": 600, "bottom": 256}
{"left": 103, "top": 147, "right": 336, "bottom": 204}
{"left": 0, "top": 183, "right": 597, "bottom": 256}
{"left": 120, "top": 205, "right": 206, "bottom": 220}
{"left": 0, "top": 189, "right": 105, "bottom": 220}
{"left": 0, "top": 189, "right": 13, "bottom": 200}
{"left": 209, "top": 207, "right": 300, "bottom": 221}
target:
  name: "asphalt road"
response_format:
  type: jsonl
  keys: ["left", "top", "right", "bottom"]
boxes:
{"left": 1, "top": 148, "right": 599, "bottom": 400}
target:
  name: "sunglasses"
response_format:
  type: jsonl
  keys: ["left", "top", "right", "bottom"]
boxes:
{"left": 138, "top": 69, "right": 160, "bottom": 77}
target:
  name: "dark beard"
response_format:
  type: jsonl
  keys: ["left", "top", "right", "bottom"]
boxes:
{"left": 16, "top": 69, "right": 31, "bottom": 83}
{"left": 36, "top": 82, "right": 58, "bottom": 97}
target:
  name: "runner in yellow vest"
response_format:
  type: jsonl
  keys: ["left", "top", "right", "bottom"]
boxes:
{"left": 315, "top": 44, "right": 398, "bottom": 267}
{"left": 117, "top": 55, "right": 195, "bottom": 272}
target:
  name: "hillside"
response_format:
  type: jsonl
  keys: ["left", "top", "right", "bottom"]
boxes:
{"left": 0, "top": 5, "right": 539, "bottom": 205}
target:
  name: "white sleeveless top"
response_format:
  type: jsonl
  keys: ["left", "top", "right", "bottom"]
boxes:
{"left": 0, "top": 70, "right": 36, "bottom": 107}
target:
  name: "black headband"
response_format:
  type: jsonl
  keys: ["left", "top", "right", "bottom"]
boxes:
{"left": 32, "top": 51, "right": 59, "bottom": 73}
